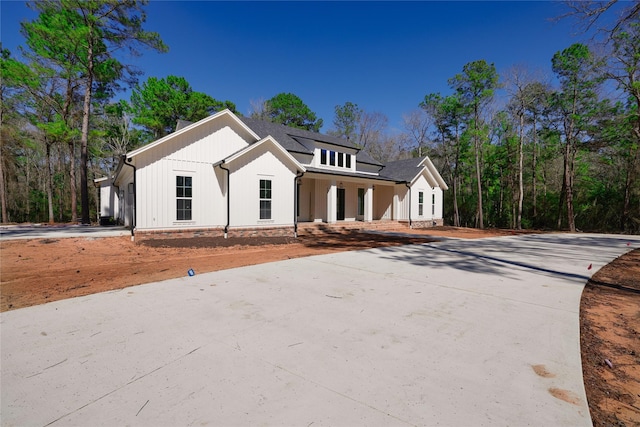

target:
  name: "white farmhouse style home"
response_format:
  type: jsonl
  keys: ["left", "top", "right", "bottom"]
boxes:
{"left": 96, "top": 109, "right": 448, "bottom": 239}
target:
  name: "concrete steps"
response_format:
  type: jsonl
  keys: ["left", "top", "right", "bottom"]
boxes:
{"left": 297, "top": 221, "right": 409, "bottom": 236}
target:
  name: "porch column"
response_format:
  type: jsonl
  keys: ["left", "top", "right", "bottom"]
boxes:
{"left": 392, "top": 189, "right": 399, "bottom": 220}
{"left": 364, "top": 184, "right": 373, "bottom": 222}
{"left": 327, "top": 180, "right": 337, "bottom": 223}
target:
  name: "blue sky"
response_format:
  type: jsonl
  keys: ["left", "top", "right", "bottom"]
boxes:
{"left": 1, "top": 1, "right": 606, "bottom": 132}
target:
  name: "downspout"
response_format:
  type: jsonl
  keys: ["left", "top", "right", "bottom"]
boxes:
{"left": 219, "top": 161, "right": 230, "bottom": 238}
{"left": 122, "top": 156, "right": 136, "bottom": 240}
{"left": 405, "top": 182, "right": 412, "bottom": 229}
{"left": 294, "top": 170, "right": 305, "bottom": 238}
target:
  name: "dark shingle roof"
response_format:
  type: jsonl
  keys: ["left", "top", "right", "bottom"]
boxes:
{"left": 238, "top": 116, "right": 313, "bottom": 154}
{"left": 238, "top": 116, "right": 383, "bottom": 167}
{"left": 380, "top": 157, "right": 425, "bottom": 182}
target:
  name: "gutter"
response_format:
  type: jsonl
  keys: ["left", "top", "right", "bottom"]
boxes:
{"left": 294, "top": 170, "right": 305, "bottom": 237}
{"left": 218, "top": 161, "right": 231, "bottom": 238}
{"left": 405, "top": 182, "right": 412, "bottom": 228}
{"left": 122, "top": 156, "right": 137, "bottom": 239}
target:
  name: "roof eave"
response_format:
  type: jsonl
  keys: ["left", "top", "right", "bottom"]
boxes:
{"left": 125, "top": 109, "right": 260, "bottom": 160}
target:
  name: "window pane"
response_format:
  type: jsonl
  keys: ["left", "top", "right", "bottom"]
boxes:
{"left": 177, "top": 187, "right": 184, "bottom": 197}
{"left": 419, "top": 192, "right": 424, "bottom": 203}
{"left": 185, "top": 176, "right": 192, "bottom": 187}
{"left": 260, "top": 200, "right": 271, "bottom": 219}
{"left": 321, "top": 149, "right": 327, "bottom": 165}
{"left": 329, "top": 151, "right": 336, "bottom": 166}
{"left": 338, "top": 152, "right": 344, "bottom": 167}
{"left": 177, "top": 176, "right": 183, "bottom": 186}
{"left": 184, "top": 187, "right": 192, "bottom": 197}
{"left": 260, "top": 180, "right": 272, "bottom": 199}
{"left": 346, "top": 155, "right": 351, "bottom": 168}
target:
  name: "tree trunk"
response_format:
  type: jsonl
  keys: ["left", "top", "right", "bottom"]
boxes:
{"left": 46, "top": 142, "right": 55, "bottom": 224}
{"left": 79, "top": 29, "right": 94, "bottom": 225}
{"left": 557, "top": 145, "right": 567, "bottom": 230}
{"left": 453, "top": 127, "right": 461, "bottom": 227}
{"left": 474, "top": 111, "right": 484, "bottom": 229}
{"left": 453, "top": 176, "right": 460, "bottom": 227}
{"left": 0, "top": 85, "right": 6, "bottom": 223}
{"left": 532, "top": 113, "right": 537, "bottom": 221}
{"left": 559, "top": 141, "right": 577, "bottom": 232}
{"left": 517, "top": 112, "right": 524, "bottom": 230}
{"left": 69, "top": 141, "right": 77, "bottom": 222}
{"left": 566, "top": 146, "right": 576, "bottom": 232}
{"left": 0, "top": 137, "right": 8, "bottom": 223}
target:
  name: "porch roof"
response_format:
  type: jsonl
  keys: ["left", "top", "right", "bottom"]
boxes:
{"left": 379, "top": 157, "right": 425, "bottom": 182}
{"left": 304, "top": 167, "right": 399, "bottom": 183}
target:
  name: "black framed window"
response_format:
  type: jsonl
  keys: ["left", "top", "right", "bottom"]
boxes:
{"left": 432, "top": 193, "right": 436, "bottom": 215}
{"left": 176, "top": 176, "right": 192, "bottom": 220}
{"left": 260, "top": 179, "right": 272, "bottom": 219}
{"left": 418, "top": 191, "right": 424, "bottom": 216}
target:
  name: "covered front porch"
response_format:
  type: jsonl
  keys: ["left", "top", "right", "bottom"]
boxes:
{"left": 296, "top": 172, "right": 406, "bottom": 225}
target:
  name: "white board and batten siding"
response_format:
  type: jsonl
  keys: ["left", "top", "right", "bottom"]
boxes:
{"left": 374, "top": 185, "right": 394, "bottom": 220}
{"left": 133, "top": 121, "right": 252, "bottom": 230}
{"left": 391, "top": 178, "right": 444, "bottom": 223}
{"left": 227, "top": 143, "right": 298, "bottom": 227}
{"left": 97, "top": 179, "right": 119, "bottom": 219}
{"left": 409, "top": 175, "right": 444, "bottom": 221}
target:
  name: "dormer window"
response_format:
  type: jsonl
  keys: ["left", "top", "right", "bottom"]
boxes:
{"left": 320, "top": 148, "right": 352, "bottom": 170}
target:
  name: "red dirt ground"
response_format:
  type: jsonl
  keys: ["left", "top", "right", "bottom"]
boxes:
{"left": 1, "top": 226, "right": 637, "bottom": 425}
{"left": 580, "top": 248, "right": 640, "bottom": 426}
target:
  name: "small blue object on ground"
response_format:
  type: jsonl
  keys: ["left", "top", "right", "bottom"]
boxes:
{"left": 188, "top": 269, "right": 195, "bottom": 276}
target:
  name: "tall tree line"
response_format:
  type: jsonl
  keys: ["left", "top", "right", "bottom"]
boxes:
{"left": 1, "top": 0, "right": 167, "bottom": 224}
{"left": 418, "top": 38, "right": 638, "bottom": 232}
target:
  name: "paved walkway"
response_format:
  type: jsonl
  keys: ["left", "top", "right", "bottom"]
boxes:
{"left": 2, "top": 233, "right": 638, "bottom": 426}
{"left": 0, "top": 224, "right": 130, "bottom": 240}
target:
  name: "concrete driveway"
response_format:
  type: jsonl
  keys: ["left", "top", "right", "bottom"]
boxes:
{"left": 0, "top": 224, "right": 130, "bottom": 240}
{"left": 2, "top": 233, "right": 638, "bottom": 426}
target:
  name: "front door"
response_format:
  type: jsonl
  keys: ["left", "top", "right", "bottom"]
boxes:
{"left": 337, "top": 188, "right": 345, "bottom": 221}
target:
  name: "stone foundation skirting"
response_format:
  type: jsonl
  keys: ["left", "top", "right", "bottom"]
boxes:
{"left": 134, "top": 225, "right": 295, "bottom": 242}
{"left": 227, "top": 226, "right": 295, "bottom": 238}
{"left": 410, "top": 218, "right": 444, "bottom": 228}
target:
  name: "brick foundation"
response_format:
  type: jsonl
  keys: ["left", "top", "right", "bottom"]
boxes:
{"left": 134, "top": 225, "right": 295, "bottom": 242}
{"left": 227, "top": 226, "right": 295, "bottom": 238}
{"left": 410, "top": 219, "right": 444, "bottom": 228}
